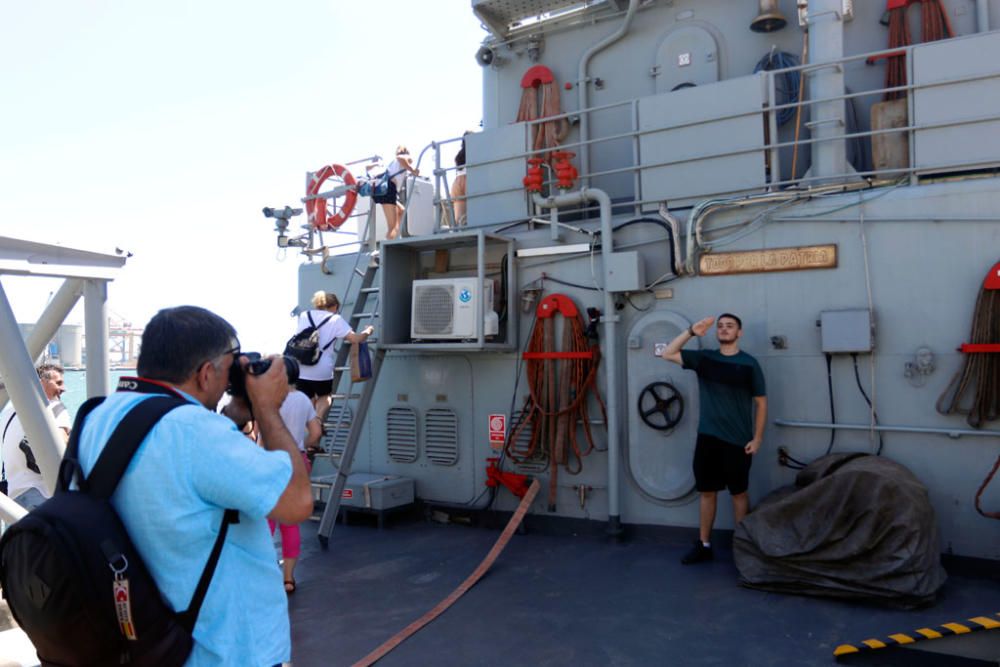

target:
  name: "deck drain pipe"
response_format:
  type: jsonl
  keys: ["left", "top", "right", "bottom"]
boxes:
{"left": 532, "top": 188, "right": 623, "bottom": 536}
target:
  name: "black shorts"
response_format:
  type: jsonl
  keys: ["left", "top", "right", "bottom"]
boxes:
{"left": 297, "top": 378, "right": 333, "bottom": 399}
{"left": 693, "top": 433, "right": 752, "bottom": 494}
{"left": 372, "top": 178, "right": 398, "bottom": 205}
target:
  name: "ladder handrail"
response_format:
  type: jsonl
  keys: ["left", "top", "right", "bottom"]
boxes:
{"left": 313, "top": 244, "right": 382, "bottom": 546}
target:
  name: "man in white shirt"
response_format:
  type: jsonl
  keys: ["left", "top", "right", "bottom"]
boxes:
{"left": 1, "top": 363, "right": 71, "bottom": 510}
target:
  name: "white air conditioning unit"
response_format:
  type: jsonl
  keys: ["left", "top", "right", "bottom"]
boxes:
{"left": 411, "top": 278, "right": 499, "bottom": 340}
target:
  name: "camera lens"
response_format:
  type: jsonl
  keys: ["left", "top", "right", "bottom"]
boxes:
{"left": 227, "top": 352, "right": 299, "bottom": 400}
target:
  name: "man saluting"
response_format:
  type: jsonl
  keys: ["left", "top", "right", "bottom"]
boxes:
{"left": 661, "top": 313, "right": 767, "bottom": 565}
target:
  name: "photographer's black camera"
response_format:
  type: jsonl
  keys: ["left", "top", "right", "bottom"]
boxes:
{"left": 228, "top": 352, "right": 299, "bottom": 400}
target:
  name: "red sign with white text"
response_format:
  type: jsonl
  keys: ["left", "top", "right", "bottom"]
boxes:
{"left": 488, "top": 414, "right": 506, "bottom": 450}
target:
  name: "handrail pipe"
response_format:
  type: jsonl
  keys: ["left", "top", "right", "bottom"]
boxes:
{"left": 577, "top": 0, "right": 639, "bottom": 187}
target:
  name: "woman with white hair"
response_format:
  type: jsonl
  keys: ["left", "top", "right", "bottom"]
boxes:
{"left": 294, "top": 290, "right": 374, "bottom": 423}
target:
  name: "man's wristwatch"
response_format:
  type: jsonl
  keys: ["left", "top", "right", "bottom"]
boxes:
{"left": 688, "top": 325, "right": 697, "bottom": 337}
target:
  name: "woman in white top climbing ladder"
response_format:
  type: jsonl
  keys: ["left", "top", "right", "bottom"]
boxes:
{"left": 294, "top": 290, "right": 374, "bottom": 424}
{"left": 366, "top": 145, "right": 419, "bottom": 240}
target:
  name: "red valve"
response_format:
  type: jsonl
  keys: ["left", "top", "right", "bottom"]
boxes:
{"left": 485, "top": 457, "right": 531, "bottom": 498}
{"left": 523, "top": 157, "right": 545, "bottom": 193}
{"left": 551, "top": 151, "right": 578, "bottom": 190}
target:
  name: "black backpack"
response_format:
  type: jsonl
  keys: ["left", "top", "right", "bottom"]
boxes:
{"left": 0, "top": 395, "right": 238, "bottom": 667}
{"left": 284, "top": 312, "right": 334, "bottom": 365}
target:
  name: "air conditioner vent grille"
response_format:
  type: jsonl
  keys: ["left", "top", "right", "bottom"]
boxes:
{"left": 413, "top": 285, "right": 454, "bottom": 335}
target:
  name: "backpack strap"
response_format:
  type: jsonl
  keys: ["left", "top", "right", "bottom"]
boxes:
{"left": 2, "top": 411, "right": 17, "bottom": 443}
{"left": 58, "top": 396, "right": 107, "bottom": 492}
{"left": 75, "top": 395, "right": 240, "bottom": 631}
{"left": 84, "top": 396, "right": 188, "bottom": 498}
{"left": 2, "top": 411, "right": 17, "bottom": 485}
{"left": 320, "top": 316, "right": 337, "bottom": 352}
{"left": 309, "top": 312, "right": 336, "bottom": 352}
{"left": 178, "top": 508, "right": 239, "bottom": 632}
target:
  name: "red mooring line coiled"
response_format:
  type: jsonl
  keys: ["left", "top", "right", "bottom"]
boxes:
{"left": 505, "top": 294, "right": 607, "bottom": 510}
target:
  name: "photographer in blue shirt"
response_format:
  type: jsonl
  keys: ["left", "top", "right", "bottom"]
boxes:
{"left": 76, "top": 306, "right": 313, "bottom": 666}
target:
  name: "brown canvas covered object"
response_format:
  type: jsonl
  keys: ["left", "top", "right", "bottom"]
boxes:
{"left": 733, "top": 453, "right": 947, "bottom": 609}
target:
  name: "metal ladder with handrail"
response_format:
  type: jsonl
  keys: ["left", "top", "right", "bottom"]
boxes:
{"left": 308, "top": 209, "right": 386, "bottom": 548}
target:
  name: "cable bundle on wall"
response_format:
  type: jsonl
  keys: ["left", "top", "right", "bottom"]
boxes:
{"left": 753, "top": 50, "right": 801, "bottom": 126}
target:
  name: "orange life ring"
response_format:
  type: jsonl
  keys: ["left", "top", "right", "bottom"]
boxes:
{"left": 306, "top": 164, "right": 357, "bottom": 230}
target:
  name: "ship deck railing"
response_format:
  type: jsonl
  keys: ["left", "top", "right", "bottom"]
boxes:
{"left": 295, "top": 31, "right": 1000, "bottom": 256}
{"left": 412, "top": 32, "right": 1000, "bottom": 235}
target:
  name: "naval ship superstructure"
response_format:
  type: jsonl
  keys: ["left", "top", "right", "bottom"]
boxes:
{"left": 273, "top": 0, "right": 1000, "bottom": 564}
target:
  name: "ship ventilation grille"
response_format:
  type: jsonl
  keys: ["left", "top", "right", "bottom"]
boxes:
{"left": 325, "top": 404, "right": 353, "bottom": 457}
{"left": 413, "top": 285, "right": 454, "bottom": 335}
{"left": 509, "top": 408, "right": 547, "bottom": 473}
{"left": 386, "top": 406, "right": 418, "bottom": 463}
{"left": 424, "top": 408, "right": 459, "bottom": 466}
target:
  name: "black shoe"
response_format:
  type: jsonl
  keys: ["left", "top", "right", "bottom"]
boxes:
{"left": 681, "top": 540, "right": 713, "bottom": 565}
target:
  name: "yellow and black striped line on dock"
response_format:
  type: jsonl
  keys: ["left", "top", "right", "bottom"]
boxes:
{"left": 834, "top": 612, "right": 1000, "bottom": 659}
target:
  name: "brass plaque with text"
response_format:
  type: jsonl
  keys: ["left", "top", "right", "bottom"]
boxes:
{"left": 699, "top": 244, "right": 837, "bottom": 276}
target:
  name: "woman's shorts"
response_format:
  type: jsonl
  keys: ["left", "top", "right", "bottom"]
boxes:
{"left": 372, "top": 178, "right": 398, "bottom": 205}
{"left": 297, "top": 378, "right": 333, "bottom": 399}
{"left": 692, "top": 433, "right": 753, "bottom": 494}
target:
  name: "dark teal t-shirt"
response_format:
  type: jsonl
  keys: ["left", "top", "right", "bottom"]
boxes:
{"left": 681, "top": 349, "right": 766, "bottom": 447}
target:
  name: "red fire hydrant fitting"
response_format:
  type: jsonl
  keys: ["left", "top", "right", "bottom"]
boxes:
{"left": 523, "top": 157, "right": 545, "bottom": 193}
{"left": 552, "top": 151, "right": 578, "bottom": 190}
{"left": 485, "top": 457, "right": 531, "bottom": 498}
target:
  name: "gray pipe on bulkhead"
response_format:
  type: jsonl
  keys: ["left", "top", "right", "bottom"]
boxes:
{"left": 977, "top": 0, "right": 990, "bottom": 32}
{"left": 0, "top": 285, "right": 67, "bottom": 498}
{"left": 0, "top": 278, "right": 84, "bottom": 411}
{"left": 532, "top": 188, "right": 622, "bottom": 536}
{"left": 577, "top": 0, "right": 639, "bottom": 187}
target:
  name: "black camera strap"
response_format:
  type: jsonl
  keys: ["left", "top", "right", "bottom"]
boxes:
{"left": 115, "top": 376, "right": 188, "bottom": 399}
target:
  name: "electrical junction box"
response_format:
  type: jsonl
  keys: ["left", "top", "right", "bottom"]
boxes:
{"left": 605, "top": 251, "right": 645, "bottom": 292}
{"left": 820, "top": 309, "right": 874, "bottom": 353}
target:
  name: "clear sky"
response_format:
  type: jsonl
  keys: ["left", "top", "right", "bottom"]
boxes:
{"left": 1, "top": 1, "right": 486, "bottom": 354}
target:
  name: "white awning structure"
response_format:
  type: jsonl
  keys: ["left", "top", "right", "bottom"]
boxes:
{"left": 0, "top": 235, "right": 127, "bottom": 280}
{"left": 0, "top": 236, "right": 128, "bottom": 524}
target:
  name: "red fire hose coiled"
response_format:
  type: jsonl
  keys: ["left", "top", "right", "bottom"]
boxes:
{"left": 505, "top": 294, "right": 607, "bottom": 510}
